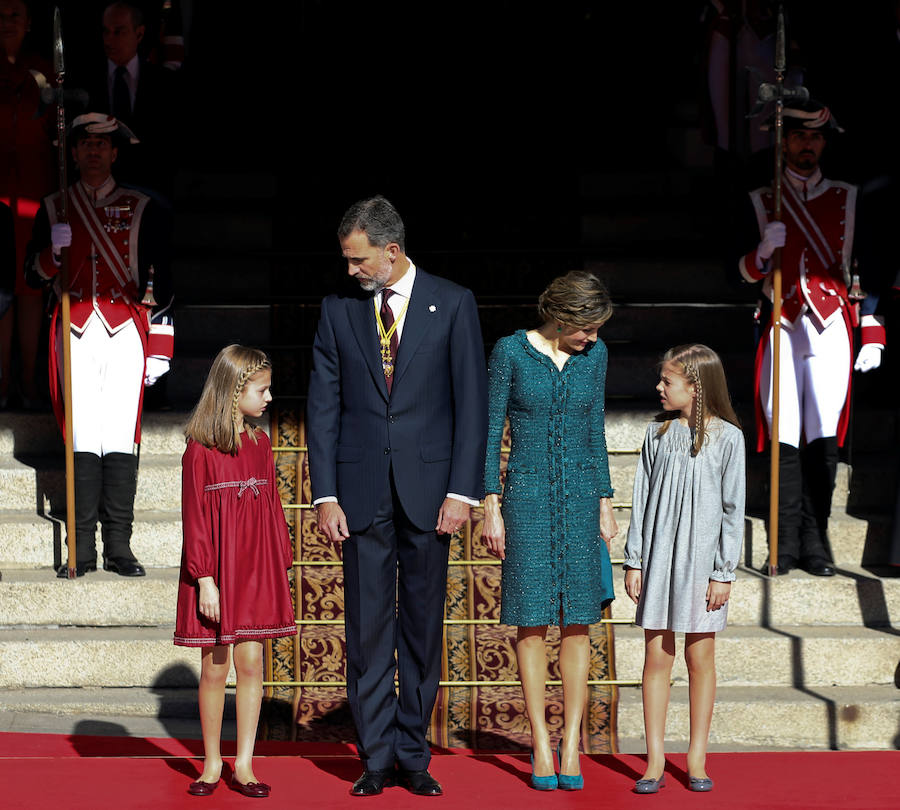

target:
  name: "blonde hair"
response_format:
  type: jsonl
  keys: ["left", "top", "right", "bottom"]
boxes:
{"left": 184, "top": 344, "right": 272, "bottom": 455}
{"left": 656, "top": 344, "right": 740, "bottom": 456}
{"left": 537, "top": 271, "right": 613, "bottom": 329}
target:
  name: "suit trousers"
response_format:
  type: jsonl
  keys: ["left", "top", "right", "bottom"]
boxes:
{"left": 341, "top": 465, "right": 450, "bottom": 772}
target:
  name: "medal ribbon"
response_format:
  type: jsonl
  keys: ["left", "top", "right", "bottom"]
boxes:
{"left": 374, "top": 289, "right": 409, "bottom": 392}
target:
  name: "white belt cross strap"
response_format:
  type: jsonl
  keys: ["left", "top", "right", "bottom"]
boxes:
{"left": 203, "top": 477, "right": 267, "bottom": 498}
{"left": 69, "top": 183, "right": 137, "bottom": 289}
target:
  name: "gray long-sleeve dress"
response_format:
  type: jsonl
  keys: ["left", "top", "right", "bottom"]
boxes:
{"left": 624, "top": 418, "right": 746, "bottom": 633}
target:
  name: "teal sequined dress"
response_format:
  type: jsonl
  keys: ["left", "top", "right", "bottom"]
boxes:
{"left": 484, "top": 330, "right": 615, "bottom": 627}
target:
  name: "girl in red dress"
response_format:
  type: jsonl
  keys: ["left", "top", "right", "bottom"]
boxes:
{"left": 174, "top": 345, "right": 296, "bottom": 798}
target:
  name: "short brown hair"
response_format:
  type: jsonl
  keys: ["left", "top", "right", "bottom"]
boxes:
{"left": 656, "top": 343, "right": 740, "bottom": 456}
{"left": 184, "top": 345, "right": 272, "bottom": 455}
{"left": 537, "top": 271, "right": 613, "bottom": 329}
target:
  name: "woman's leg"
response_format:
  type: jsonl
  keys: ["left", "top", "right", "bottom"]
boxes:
{"left": 197, "top": 645, "right": 230, "bottom": 783}
{"left": 684, "top": 632, "right": 716, "bottom": 779}
{"left": 232, "top": 640, "right": 264, "bottom": 784}
{"left": 516, "top": 626, "right": 553, "bottom": 777}
{"left": 641, "top": 629, "right": 675, "bottom": 780}
{"left": 558, "top": 623, "right": 590, "bottom": 775}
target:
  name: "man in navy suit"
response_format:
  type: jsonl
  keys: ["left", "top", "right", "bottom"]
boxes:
{"left": 307, "top": 196, "right": 488, "bottom": 797}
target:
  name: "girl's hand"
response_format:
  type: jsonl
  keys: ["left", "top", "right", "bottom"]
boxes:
{"left": 598, "top": 497, "right": 618, "bottom": 553}
{"left": 198, "top": 576, "right": 221, "bottom": 623}
{"left": 706, "top": 580, "right": 732, "bottom": 612}
{"left": 481, "top": 494, "right": 506, "bottom": 560}
{"left": 624, "top": 567, "right": 642, "bottom": 604}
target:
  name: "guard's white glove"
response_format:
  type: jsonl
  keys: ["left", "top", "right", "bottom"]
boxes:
{"left": 854, "top": 344, "right": 882, "bottom": 373}
{"left": 757, "top": 221, "right": 787, "bottom": 262}
{"left": 51, "top": 223, "right": 72, "bottom": 254}
{"left": 144, "top": 356, "right": 170, "bottom": 386}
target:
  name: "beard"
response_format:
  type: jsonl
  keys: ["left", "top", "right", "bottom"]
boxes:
{"left": 356, "top": 259, "right": 392, "bottom": 293}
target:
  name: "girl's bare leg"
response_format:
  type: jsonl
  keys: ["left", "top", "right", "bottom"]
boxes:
{"left": 558, "top": 624, "right": 590, "bottom": 775}
{"left": 232, "top": 640, "right": 264, "bottom": 784}
{"left": 198, "top": 645, "right": 230, "bottom": 783}
{"left": 641, "top": 629, "right": 675, "bottom": 780}
{"left": 684, "top": 632, "right": 716, "bottom": 779}
{"left": 516, "top": 626, "right": 554, "bottom": 777}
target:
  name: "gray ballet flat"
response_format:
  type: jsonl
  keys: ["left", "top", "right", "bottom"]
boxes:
{"left": 634, "top": 774, "right": 666, "bottom": 794}
{"left": 688, "top": 776, "right": 714, "bottom": 792}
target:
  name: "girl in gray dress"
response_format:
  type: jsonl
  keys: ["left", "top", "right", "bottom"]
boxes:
{"left": 623, "top": 345, "right": 745, "bottom": 795}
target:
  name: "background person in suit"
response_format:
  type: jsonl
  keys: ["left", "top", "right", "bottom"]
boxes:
{"left": 307, "top": 195, "right": 488, "bottom": 797}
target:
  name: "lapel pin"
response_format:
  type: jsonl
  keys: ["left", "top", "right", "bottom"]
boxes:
{"left": 429, "top": 305, "right": 437, "bottom": 312}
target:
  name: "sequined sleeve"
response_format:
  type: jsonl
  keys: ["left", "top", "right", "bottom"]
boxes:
{"left": 483, "top": 337, "right": 514, "bottom": 496}
{"left": 590, "top": 339, "right": 614, "bottom": 498}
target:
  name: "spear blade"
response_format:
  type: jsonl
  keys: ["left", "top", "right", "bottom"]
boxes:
{"left": 53, "top": 7, "right": 65, "bottom": 78}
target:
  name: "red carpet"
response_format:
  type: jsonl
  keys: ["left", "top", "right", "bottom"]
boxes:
{"left": 0, "top": 732, "right": 896, "bottom": 809}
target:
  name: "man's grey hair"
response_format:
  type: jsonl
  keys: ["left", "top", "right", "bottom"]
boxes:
{"left": 105, "top": 1, "right": 144, "bottom": 29}
{"left": 338, "top": 195, "right": 406, "bottom": 251}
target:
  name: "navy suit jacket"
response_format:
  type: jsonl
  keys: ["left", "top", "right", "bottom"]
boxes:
{"left": 307, "top": 268, "right": 488, "bottom": 533}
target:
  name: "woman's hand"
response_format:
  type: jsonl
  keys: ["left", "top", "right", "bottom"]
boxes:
{"left": 624, "top": 567, "right": 642, "bottom": 604}
{"left": 706, "top": 580, "right": 732, "bottom": 611}
{"left": 481, "top": 494, "right": 506, "bottom": 560}
{"left": 598, "top": 497, "right": 618, "bottom": 552}
{"left": 198, "top": 576, "right": 221, "bottom": 623}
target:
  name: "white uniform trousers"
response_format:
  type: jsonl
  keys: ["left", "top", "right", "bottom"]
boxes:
{"left": 759, "top": 313, "right": 851, "bottom": 448}
{"left": 59, "top": 315, "right": 145, "bottom": 456}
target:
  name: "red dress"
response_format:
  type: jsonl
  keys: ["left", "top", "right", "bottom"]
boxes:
{"left": 174, "top": 430, "right": 297, "bottom": 646}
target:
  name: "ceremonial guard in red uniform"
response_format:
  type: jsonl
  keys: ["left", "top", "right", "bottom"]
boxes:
{"left": 738, "top": 100, "right": 885, "bottom": 576}
{"left": 26, "top": 113, "right": 173, "bottom": 577}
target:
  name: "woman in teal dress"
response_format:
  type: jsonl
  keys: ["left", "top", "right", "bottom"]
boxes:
{"left": 483, "top": 271, "right": 617, "bottom": 791}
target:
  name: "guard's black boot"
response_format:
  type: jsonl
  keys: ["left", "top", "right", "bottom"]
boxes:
{"left": 99, "top": 452, "right": 145, "bottom": 577}
{"left": 57, "top": 452, "right": 102, "bottom": 577}
{"left": 799, "top": 436, "right": 838, "bottom": 576}
{"left": 771, "top": 443, "right": 803, "bottom": 574}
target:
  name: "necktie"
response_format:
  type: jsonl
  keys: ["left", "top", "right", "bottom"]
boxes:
{"left": 380, "top": 289, "right": 398, "bottom": 393}
{"left": 113, "top": 65, "right": 131, "bottom": 122}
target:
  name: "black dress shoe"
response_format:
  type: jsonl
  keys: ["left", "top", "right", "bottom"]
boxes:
{"left": 56, "top": 561, "right": 97, "bottom": 578}
{"left": 801, "top": 558, "right": 835, "bottom": 577}
{"left": 397, "top": 768, "right": 442, "bottom": 796}
{"left": 350, "top": 769, "right": 394, "bottom": 796}
{"left": 103, "top": 557, "right": 146, "bottom": 577}
{"left": 775, "top": 557, "right": 797, "bottom": 575}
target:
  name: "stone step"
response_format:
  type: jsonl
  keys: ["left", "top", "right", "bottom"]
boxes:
{"left": 611, "top": 624, "right": 900, "bottom": 688}
{"left": 0, "top": 510, "right": 183, "bottom": 569}
{"left": 1, "top": 454, "right": 184, "bottom": 514}
{"left": 616, "top": 684, "right": 900, "bottom": 750}
{"left": 611, "top": 511, "right": 893, "bottom": 570}
{"left": 0, "top": 412, "right": 192, "bottom": 457}
{"left": 0, "top": 568, "right": 180, "bottom": 626}
{"left": 1, "top": 620, "right": 895, "bottom": 692}
{"left": 0, "top": 627, "right": 208, "bottom": 688}
{"left": 0, "top": 686, "right": 221, "bottom": 722}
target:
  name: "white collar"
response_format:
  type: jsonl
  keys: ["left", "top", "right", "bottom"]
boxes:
{"left": 79, "top": 175, "right": 117, "bottom": 203}
{"left": 382, "top": 259, "right": 416, "bottom": 300}
{"left": 108, "top": 54, "right": 140, "bottom": 80}
{"left": 785, "top": 166, "right": 823, "bottom": 191}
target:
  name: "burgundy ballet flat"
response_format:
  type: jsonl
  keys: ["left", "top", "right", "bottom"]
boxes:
{"left": 187, "top": 779, "right": 219, "bottom": 796}
{"left": 231, "top": 775, "right": 270, "bottom": 798}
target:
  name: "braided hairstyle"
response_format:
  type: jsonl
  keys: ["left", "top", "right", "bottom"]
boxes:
{"left": 185, "top": 345, "right": 272, "bottom": 454}
{"left": 656, "top": 344, "right": 740, "bottom": 456}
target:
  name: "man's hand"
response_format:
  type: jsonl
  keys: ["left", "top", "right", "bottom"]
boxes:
{"left": 316, "top": 501, "right": 350, "bottom": 543}
{"left": 436, "top": 497, "right": 469, "bottom": 535}
{"left": 197, "top": 576, "right": 220, "bottom": 623}
{"left": 624, "top": 568, "right": 642, "bottom": 605}
{"left": 481, "top": 494, "right": 505, "bottom": 560}
{"left": 706, "top": 580, "right": 732, "bottom": 611}
{"left": 854, "top": 344, "right": 882, "bottom": 373}
{"left": 758, "top": 221, "right": 786, "bottom": 261}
